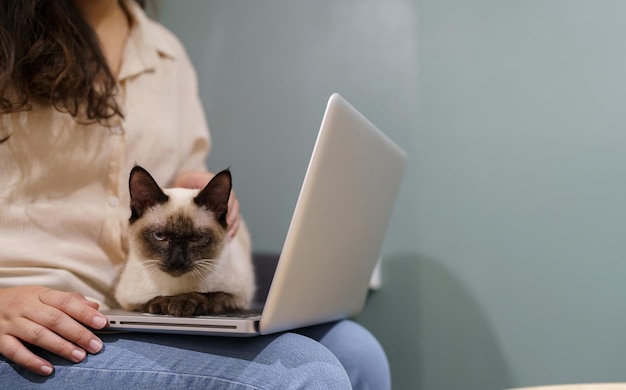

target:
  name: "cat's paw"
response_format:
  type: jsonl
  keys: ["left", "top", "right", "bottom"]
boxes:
{"left": 144, "top": 292, "right": 243, "bottom": 316}
{"left": 144, "top": 292, "right": 211, "bottom": 316}
{"left": 202, "top": 291, "right": 245, "bottom": 314}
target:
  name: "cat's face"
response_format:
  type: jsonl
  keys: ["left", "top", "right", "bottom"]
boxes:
{"left": 127, "top": 166, "right": 231, "bottom": 277}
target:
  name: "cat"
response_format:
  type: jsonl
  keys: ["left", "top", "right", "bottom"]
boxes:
{"left": 114, "top": 165, "right": 255, "bottom": 317}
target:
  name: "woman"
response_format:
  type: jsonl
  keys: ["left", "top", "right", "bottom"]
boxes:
{"left": 0, "top": 0, "right": 391, "bottom": 388}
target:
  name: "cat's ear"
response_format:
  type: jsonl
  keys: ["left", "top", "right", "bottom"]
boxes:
{"left": 194, "top": 169, "right": 232, "bottom": 228}
{"left": 129, "top": 165, "right": 169, "bottom": 223}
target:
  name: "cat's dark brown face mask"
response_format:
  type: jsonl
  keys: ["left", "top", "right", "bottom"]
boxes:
{"left": 139, "top": 214, "right": 225, "bottom": 276}
{"left": 127, "top": 166, "right": 231, "bottom": 277}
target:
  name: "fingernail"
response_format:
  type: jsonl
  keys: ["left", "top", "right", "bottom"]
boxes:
{"left": 92, "top": 315, "right": 107, "bottom": 328}
{"left": 72, "top": 349, "right": 86, "bottom": 362}
{"left": 89, "top": 338, "right": 103, "bottom": 353}
{"left": 40, "top": 365, "right": 53, "bottom": 376}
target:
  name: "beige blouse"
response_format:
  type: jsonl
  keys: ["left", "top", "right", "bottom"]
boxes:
{"left": 0, "top": 2, "right": 210, "bottom": 309}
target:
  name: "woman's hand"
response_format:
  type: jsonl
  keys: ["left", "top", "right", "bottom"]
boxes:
{"left": 174, "top": 171, "right": 241, "bottom": 241}
{"left": 0, "top": 286, "right": 108, "bottom": 376}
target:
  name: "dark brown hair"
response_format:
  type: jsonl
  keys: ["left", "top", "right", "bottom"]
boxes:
{"left": 0, "top": 0, "right": 143, "bottom": 122}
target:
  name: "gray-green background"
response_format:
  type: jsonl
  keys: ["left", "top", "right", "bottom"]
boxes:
{"left": 157, "top": 1, "right": 626, "bottom": 389}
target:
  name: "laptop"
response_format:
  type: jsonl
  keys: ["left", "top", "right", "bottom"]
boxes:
{"left": 103, "top": 93, "right": 407, "bottom": 336}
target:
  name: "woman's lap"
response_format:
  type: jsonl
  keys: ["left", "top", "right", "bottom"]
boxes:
{"left": 0, "top": 320, "right": 389, "bottom": 390}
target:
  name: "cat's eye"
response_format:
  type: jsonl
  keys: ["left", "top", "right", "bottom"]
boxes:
{"left": 190, "top": 235, "right": 203, "bottom": 243}
{"left": 153, "top": 231, "right": 167, "bottom": 241}
{"left": 190, "top": 233, "right": 210, "bottom": 244}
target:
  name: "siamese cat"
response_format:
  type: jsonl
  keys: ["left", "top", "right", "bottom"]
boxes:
{"left": 114, "top": 166, "right": 255, "bottom": 317}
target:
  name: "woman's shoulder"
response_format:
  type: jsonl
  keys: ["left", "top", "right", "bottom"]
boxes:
{"left": 126, "top": 1, "right": 189, "bottom": 61}
{"left": 145, "top": 18, "right": 187, "bottom": 59}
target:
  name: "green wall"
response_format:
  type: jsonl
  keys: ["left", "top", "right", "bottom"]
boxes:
{"left": 158, "top": 1, "right": 626, "bottom": 388}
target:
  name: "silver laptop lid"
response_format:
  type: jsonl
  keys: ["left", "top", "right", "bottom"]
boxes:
{"left": 259, "top": 93, "right": 407, "bottom": 334}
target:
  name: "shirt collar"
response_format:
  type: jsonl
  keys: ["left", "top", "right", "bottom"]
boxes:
{"left": 118, "top": 0, "right": 177, "bottom": 81}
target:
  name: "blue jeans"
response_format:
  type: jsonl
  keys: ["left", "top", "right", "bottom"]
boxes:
{"left": 0, "top": 320, "right": 390, "bottom": 389}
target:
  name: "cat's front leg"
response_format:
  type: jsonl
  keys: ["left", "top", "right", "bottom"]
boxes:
{"left": 144, "top": 292, "right": 244, "bottom": 316}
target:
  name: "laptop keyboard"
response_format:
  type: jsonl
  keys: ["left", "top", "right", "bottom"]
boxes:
{"left": 200, "top": 310, "right": 262, "bottom": 319}
{"left": 140, "top": 310, "right": 262, "bottom": 319}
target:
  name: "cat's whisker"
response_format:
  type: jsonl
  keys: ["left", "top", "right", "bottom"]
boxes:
{"left": 190, "top": 268, "right": 208, "bottom": 279}
{"left": 122, "top": 259, "right": 163, "bottom": 279}
{"left": 137, "top": 259, "right": 160, "bottom": 271}
{"left": 145, "top": 265, "right": 164, "bottom": 279}
{"left": 190, "top": 268, "right": 206, "bottom": 280}
{"left": 191, "top": 260, "right": 216, "bottom": 279}
{"left": 198, "top": 259, "right": 217, "bottom": 272}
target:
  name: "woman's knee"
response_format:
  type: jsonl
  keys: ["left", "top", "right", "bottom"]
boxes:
{"left": 298, "top": 320, "right": 392, "bottom": 390}
{"left": 253, "top": 332, "right": 352, "bottom": 389}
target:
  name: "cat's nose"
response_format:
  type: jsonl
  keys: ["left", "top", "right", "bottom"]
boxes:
{"left": 164, "top": 245, "right": 190, "bottom": 276}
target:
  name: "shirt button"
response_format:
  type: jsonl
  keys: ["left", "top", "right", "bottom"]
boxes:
{"left": 108, "top": 196, "right": 120, "bottom": 207}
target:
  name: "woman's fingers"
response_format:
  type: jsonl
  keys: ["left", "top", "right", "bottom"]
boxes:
{"left": 14, "top": 316, "right": 89, "bottom": 364}
{"left": 38, "top": 290, "right": 107, "bottom": 330}
{"left": 173, "top": 171, "right": 212, "bottom": 189}
{"left": 0, "top": 334, "right": 55, "bottom": 376}
{"left": 36, "top": 289, "right": 106, "bottom": 353}
{"left": 227, "top": 191, "right": 240, "bottom": 240}
{"left": 174, "top": 170, "right": 242, "bottom": 240}
{"left": 0, "top": 286, "right": 107, "bottom": 376}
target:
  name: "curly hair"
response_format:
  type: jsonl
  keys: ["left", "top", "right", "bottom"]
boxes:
{"left": 0, "top": 0, "right": 144, "bottom": 123}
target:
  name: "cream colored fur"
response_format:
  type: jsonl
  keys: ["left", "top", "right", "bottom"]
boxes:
{"left": 114, "top": 187, "right": 255, "bottom": 311}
